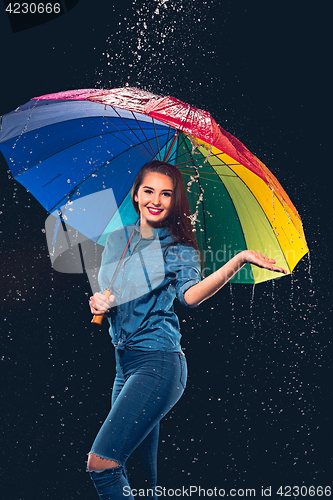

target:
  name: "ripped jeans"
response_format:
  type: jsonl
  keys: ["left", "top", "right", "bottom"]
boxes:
{"left": 88, "top": 348, "right": 187, "bottom": 500}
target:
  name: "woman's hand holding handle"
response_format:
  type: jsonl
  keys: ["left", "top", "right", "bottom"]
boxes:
{"left": 90, "top": 290, "right": 115, "bottom": 325}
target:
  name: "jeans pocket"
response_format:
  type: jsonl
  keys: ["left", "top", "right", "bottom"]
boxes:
{"left": 178, "top": 353, "right": 188, "bottom": 390}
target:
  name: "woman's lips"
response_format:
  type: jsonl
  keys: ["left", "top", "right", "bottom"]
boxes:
{"left": 147, "top": 207, "right": 163, "bottom": 215}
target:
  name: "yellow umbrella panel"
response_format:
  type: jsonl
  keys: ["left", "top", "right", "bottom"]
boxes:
{"left": 178, "top": 134, "right": 308, "bottom": 284}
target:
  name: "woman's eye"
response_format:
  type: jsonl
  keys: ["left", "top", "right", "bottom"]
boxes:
{"left": 163, "top": 192, "right": 171, "bottom": 197}
{"left": 144, "top": 189, "right": 153, "bottom": 194}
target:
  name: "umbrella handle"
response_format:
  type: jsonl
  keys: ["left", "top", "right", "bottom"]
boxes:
{"left": 91, "top": 289, "right": 111, "bottom": 325}
{"left": 91, "top": 219, "right": 138, "bottom": 326}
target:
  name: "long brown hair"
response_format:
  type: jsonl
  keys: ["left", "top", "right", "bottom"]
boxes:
{"left": 131, "top": 160, "right": 200, "bottom": 256}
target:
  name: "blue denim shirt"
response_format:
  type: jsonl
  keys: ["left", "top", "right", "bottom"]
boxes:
{"left": 98, "top": 224, "right": 201, "bottom": 351}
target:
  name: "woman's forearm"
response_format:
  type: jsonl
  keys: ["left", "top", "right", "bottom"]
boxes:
{"left": 184, "top": 253, "right": 246, "bottom": 307}
{"left": 184, "top": 250, "right": 288, "bottom": 307}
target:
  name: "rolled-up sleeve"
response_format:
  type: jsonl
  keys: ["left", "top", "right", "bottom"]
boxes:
{"left": 167, "top": 245, "right": 202, "bottom": 308}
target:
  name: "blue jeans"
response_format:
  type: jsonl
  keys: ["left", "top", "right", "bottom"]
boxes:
{"left": 88, "top": 348, "right": 187, "bottom": 499}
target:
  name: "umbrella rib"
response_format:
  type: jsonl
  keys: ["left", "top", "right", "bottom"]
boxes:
{"left": 46, "top": 140, "right": 157, "bottom": 213}
{"left": 14, "top": 126, "right": 172, "bottom": 181}
{"left": 208, "top": 158, "right": 294, "bottom": 274}
{"left": 175, "top": 149, "right": 233, "bottom": 168}
{"left": 12, "top": 122, "right": 154, "bottom": 179}
{"left": 164, "top": 130, "right": 179, "bottom": 162}
{"left": 165, "top": 126, "right": 176, "bottom": 161}
{"left": 169, "top": 130, "right": 242, "bottom": 169}
{"left": 209, "top": 151, "right": 304, "bottom": 253}
{"left": 104, "top": 110, "right": 152, "bottom": 158}
{"left": 169, "top": 133, "right": 238, "bottom": 178}
{"left": 170, "top": 132, "right": 191, "bottom": 165}
{"left": 152, "top": 118, "right": 161, "bottom": 160}
{"left": 131, "top": 111, "right": 160, "bottom": 159}
{"left": 236, "top": 175, "right": 295, "bottom": 271}
{"left": 172, "top": 133, "right": 224, "bottom": 169}
{"left": 111, "top": 107, "right": 156, "bottom": 158}
{"left": 13, "top": 132, "right": 151, "bottom": 180}
{"left": 182, "top": 137, "right": 208, "bottom": 260}
{"left": 165, "top": 125, "right": 172, "bottom": 151}
{"left": 102, "top": 114, "right": 153, "bottom": 159}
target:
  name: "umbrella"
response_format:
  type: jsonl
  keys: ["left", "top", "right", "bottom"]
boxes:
{"left": 0, "top": 87, "right": 308, "bottom": 285}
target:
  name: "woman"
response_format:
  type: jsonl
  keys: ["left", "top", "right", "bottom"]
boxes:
{"left": 88, "top": 160, "right": 286, "bottom": 499}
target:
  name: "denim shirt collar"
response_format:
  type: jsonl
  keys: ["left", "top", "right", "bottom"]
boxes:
{"left": 133, "top": 223, "right": 172, "bottom": 241}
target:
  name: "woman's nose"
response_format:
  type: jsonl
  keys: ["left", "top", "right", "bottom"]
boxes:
{"left": 152, "top": 194, "right": 161, "bottom": 205}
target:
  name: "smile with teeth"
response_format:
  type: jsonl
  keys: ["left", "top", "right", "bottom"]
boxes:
{"left": 147, "top": 207, "right": 164, "bottom": 215}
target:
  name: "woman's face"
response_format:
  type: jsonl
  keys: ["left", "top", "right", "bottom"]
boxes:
{"left": 134, "top": 172, "right": 174, "bottom": 228}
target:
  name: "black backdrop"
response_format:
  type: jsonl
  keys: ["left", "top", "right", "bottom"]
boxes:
{"left": 0, "top": 1, "right": 332, "bottom": 498}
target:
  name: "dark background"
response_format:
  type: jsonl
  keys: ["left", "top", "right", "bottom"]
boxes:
{"left": 1, "top": 1, "right": 331, "bottom": 498}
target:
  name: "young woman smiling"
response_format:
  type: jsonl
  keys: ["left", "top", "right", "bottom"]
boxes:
{"left": 87, "top": 161, "right": 287, "bottom": 499}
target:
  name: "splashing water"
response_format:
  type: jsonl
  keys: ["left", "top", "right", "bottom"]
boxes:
{"left": 249, "top": 283, "right": 257, "bottom": 333}
{"left": 306, "top": 251, "right": 315, "bottom": 298}
{"left": 10, "top": 99, "right": 39, "bottom": 151}
{"left": 96, "top": 0, "right": 217, "bottom": 93}
{"left": 271, "top": 277, "right": 277, "bottom": 320}
{"left": 229, "top": 282, "right": 236, "bottom": 328}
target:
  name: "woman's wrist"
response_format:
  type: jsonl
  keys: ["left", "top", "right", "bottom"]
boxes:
{"left": 238, "top": 250, "right": 250, "bottom": 265}
{"left": 221, "top": 251, "right": 247, "bottom": 275}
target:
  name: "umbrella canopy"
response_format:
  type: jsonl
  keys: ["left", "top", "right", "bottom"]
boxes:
{"left": 0, "top": 87, "right": 308, "bottom": 284}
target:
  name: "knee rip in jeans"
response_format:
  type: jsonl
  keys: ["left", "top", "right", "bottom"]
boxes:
{"left": 87, "top": 452, "right": 121, "bottom": 472}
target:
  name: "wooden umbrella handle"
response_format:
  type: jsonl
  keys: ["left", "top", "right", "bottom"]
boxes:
{"left": 91, "top": 289, "right": 111, "bottom": 325}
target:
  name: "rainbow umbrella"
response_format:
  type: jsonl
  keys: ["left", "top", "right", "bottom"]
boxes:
{"left": 0, "top": 87, "right": 308, "bottom": 284}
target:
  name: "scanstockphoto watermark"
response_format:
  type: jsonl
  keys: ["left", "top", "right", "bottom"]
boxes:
{"left": 167, "top": 244, "right": 295, "bottom": 275}
{"left": 124, "top": 485, "right": 332, "bottom": 498}
{"left": 123, "top": 485, "right": 257, "bottom": 497}
{"left": 201, "top": 246, "right": 296, "bottom": 265}
{"left": 44, "top": 187, "right": 294, "bottom": 297}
